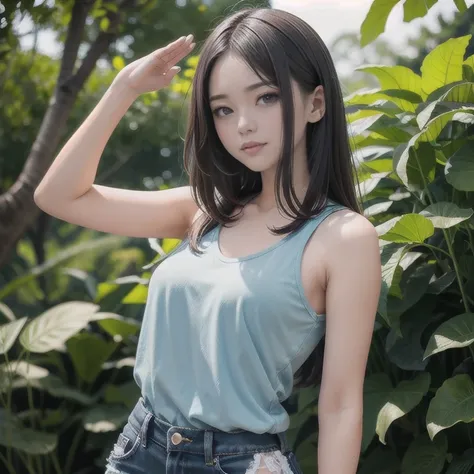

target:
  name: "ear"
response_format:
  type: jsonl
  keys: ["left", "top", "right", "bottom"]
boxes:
{"left": 307, "top": 85, "right": 325, "bottom": 123}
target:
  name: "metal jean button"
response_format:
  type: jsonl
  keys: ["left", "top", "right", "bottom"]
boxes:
{"left": 171, "top": 432, "right": 183, "bottom": 445}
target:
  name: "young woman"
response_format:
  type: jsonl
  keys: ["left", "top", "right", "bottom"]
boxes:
{"left": 35, "top": 7, "right": 382, "bottom": 474}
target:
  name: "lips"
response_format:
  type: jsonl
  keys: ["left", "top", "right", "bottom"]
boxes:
{"left": 241, "top": 142, "right": 266, "bottom": 150}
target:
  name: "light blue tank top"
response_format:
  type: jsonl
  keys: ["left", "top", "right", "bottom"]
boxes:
{"left": 133, "top": 200, "right": 346, "bottom": 434}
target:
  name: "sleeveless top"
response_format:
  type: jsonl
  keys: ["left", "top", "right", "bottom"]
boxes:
{"left": 133, "top": 200, "right": 346, "bottom": 434}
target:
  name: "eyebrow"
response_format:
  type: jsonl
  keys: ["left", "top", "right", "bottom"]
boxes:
{"left": 209, "top": 81, "right": 274, "bottom": 102}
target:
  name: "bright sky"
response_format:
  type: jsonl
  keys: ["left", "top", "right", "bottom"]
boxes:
{"left": 19, "top": 0, "right": 473, "bottom": 62}
{"left": 272, "top": 0, "right": 472, "bottom": 51}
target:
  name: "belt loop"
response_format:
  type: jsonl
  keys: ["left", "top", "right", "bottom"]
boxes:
{"left": 204, "top": 430, "right": 214, "bottom": 466}
{"left": 276, "top": 431, "right": 290, "bottom": 455}
{"left": 141, "top": 413, "right": 153, "bottom": 448}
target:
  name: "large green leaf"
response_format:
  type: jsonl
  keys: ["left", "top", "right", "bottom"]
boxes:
{"left": 445, "top": 142, "right": 474, "bottom": 191}
{"left": 95, "top": 313, "right": 140, "bottom": 340}
{"left": 356, "top": 65, "right": 424, "bottom": 111}
{"left": 417, "top": 82, "right": 474, "bottom": 129}
{"left": 104, "top": 381, "right": 141, "bottom": 409}
{"left": 67, "top": 333, "right": 118, "bottom": 384}
{"left": 424, "top": 313, "right": 474, "bottom": 359}
{"left": 454, "top": 0, "right": 468, "bottom": 13}
{"left": 360, "top": 0, "right": 401, "bottom": 47}
{"left": 421, "top": 35, "right": 472, "bottom": 96}
{"left": 358, "top": 446, "right": 400, "bottom": 474}
{"left": 376, "top": 372, "right": 431, "bottom": 444}
{"left": 426, "top": 374, "right": 474, "bottom": 439}
{"left": 396, "top": 107, "right": 474, "bottom": 187}
{"left": 19, "top": 302, "right": 99, "bottom": 353}
{"left": 0, "top": 302, "right": 15, "bottom": 322}
{"left": 377, "top": 214, "right": 434, "bottom": 243}
{"left": 0, "top": 409, "right": 58, "bottom": 454}
{"left": 420, "top": 202, "right": 473, "bottom": 229}
{"left": 0, "top": 235, "right": 126, "bottom": 300}
{"left": 403, "top": 0, "right": 437, "bottom": 21}
{"left": 83, "top": 404, "right": 129, "bottom": 433}
{"left": 0, "top": 317, "right": 27, "bottom": 354}
{"left": 401, "top": 433, "right": 447, "bottom": 474}
{"left": 446, "top": 449, "right": 474, "bottom": 474}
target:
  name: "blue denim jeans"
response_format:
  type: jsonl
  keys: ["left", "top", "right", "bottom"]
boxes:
{"left": 105, "top": 397, "right": 304, "bottom": 473}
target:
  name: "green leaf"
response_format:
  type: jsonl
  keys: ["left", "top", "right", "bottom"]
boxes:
{"left": 0, "top": 418, "right": 57, "bottom": 454}
{"left": 445, "top": 142, "right": 474, "bottom": 191}
{"left": 122, "top": 283, "right": 148, "bottom": 304}
{"left": 417, "top": 83, "right": 474, "bottom": 129}
{"left": 112, "top": 56, "right": 125, "bottom": 71}
{"left": 96, "top": 313, "right": 140, "bottom": 340}
{"left": 396, "top": 107, "right": 474, "bottom": 187}
{"left": 100, "top": 17, "right": 110, "bottom": 31}
{"left": 358, "top": 446, "right": 400, "bottom": 474}
{"left": 454, "top": 0, "right": 468, "bottom": 13}
{"left": 0, "top": 302, "right": 15, "bottom": 322}
{"left": 0, "top": 317, "right": 27, "bottom": 354}
{"left": 19, "top": 302, "right": 99, "bottom": 353}
{"left": 377, "top": 214, "right": 434, "bottom": 243}
{"left": 0, "top": 361, "right": 48, "bottom": 381}
{"left": 446, "top": 449, "right": 474, "bottom": 474}
{"left": 426, "top": 374, "right": 474, "bottom": 440}
{"left": 67, "top": 333, "right": 118, "bottom": 384}
{"left": 83, "top": 404, "right": 129, "bottom": 432}
{"left": 421, "top": 35, "right": 472, "bottom": 96}
{"left": 420, "top": 202, "right": 473, "bottom": 229}
{"left": 403, "top": 0, "right": 437, "bottom": 22}
{"left": 360, "top": 0, "right": 401, "bottom": 47}
{"left": 376, "top": 372, "right": 431, "bottom": 444}
{"left": 0, "top": 235, "right": 126, "bottom": 300}
{"left": 104, "top": 381, "right": 141, "bottom": 409}
{"left": 401, "top": 433, "right": 447, "bottom": 474}
{"left": 424, "top": 313, "right": 474, "bottom": 359}
{"left": 357, "top": 65, "right": 424, "bottom": 110}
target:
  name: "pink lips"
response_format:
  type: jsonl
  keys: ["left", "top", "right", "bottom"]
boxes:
{"left": 242, "top": 143, "right": 266, "bottom": 155}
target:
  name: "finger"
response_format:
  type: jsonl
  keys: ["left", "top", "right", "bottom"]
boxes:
{"left": 155, "top": 35, "right": 194, "bottom": 65}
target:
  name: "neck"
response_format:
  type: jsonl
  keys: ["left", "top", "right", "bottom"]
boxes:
{"left": 252, "top": 147, "right": 310, "bottom": 213}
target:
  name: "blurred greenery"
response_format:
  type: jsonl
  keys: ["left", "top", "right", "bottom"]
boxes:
{"left": 1, "top": 0, "right": 474, "bottom": 473}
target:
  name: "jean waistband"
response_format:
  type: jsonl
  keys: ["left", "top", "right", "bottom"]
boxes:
{"left": 128, "top": 397, "right": 290, "bottom": 467}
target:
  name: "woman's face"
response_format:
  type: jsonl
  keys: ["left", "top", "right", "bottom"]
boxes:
{"left": 208, "top": 52, "right": 314, "bottom": 174}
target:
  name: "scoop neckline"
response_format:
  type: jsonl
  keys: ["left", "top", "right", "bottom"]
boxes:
{"left": 214, "top": 220, "right": 309, "bottom": 263}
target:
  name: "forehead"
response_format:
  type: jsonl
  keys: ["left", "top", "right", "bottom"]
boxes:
{"left": 209, "top": 53, "right": 263, "bottom": 92}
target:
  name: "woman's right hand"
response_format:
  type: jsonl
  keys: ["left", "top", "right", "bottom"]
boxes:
{"left": 113, "top": 34, "right": 195, "bottom": 96}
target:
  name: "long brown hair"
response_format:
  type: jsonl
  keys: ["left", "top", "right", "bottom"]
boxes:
{"left": 182, "top": 7, "right": 362, "bottom": 388}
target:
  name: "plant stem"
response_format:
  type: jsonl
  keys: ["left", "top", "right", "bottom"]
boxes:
{"left": 0, "top": 450, "right": 16, "bottom": 474}
{"left": 415, "top": 149, "right": 472, "bottom": 313}
{"left": 50, "top": 451, "right": 62, "bottom": 474}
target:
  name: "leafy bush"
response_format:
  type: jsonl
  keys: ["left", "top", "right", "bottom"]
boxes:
{"left": 289, "top": 34, "right": 474, "bottom": 474}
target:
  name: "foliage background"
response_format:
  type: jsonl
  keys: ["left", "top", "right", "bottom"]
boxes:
{"left": 1, "top": 0, "right": 473, "bottom": 473}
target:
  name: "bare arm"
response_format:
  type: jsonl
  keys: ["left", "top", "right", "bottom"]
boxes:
{"left": 317, "top": 211, "right": 381, "bottom": 473}
{"left": 34, "top": 35, "right": 197, "bottom": 239}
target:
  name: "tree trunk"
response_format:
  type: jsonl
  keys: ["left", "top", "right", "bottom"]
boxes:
{"left": 0, "top": 0, "right": 130, "bottom": 268}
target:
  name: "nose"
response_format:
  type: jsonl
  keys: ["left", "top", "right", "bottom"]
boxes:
{"left": 237, "top": 112, "right": 257, "bottom": 134}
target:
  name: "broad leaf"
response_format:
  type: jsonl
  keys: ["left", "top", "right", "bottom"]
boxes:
{"left": 377, "top": 214, "right": 434, "bottom": 243}
{"left": 420, "top": 202, "right": 473, "bottom": 229}
{"left": 424, "top": 313, "right": 474, "bottom": 359}
{"left": 445, "top": 142, "right": 474, "bottom": 191}
{"left": 403, "top": 0, "right": 436, "bottom": 21}
{"left": 360, "top": 0, "right": 401, "bottom": 47}
{"left": 401, "top": 433, "right": 447, "bottom": 474}
{"left": 446, "top": 449, "right": 474, "bottom": 474}
{"left": 83, "top": 404, "right": 129, "bottom": 432}
{"left": 67, "top": 333, "right": 118, "bottom": 384}
{"left": 454, "top": 0, "right": 468, "bottom": 13}
{"left": 357, "top": 65, "right": 424, "bottom": 110}
{"left": 421, "top": 35, "right": 472, "bottom": 96}
{"left": 426, "top": 374, "right": 474, "bottom": 439}
{"left": 19, "top": 302, "right": 99, "bottom": 353}
{"left": 396, "top": 107, "right": 474, "bottom": 187}
{"left": 0, "top": 317, "right": 27, "bottom": 354}
{"left": 377, "top": 372, "right": 431, "bottom": 444}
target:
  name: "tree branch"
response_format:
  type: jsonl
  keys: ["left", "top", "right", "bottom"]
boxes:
{"left": 57, "top": 0, "right": 95, "bottom": 86}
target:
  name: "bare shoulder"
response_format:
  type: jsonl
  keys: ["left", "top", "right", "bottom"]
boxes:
{"left": 310, "top": 207, "right": 380, "bottom": 278}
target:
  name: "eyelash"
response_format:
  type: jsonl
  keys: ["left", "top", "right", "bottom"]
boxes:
{"left": 212, "top": 92, "right": 280, "bottom": 118}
